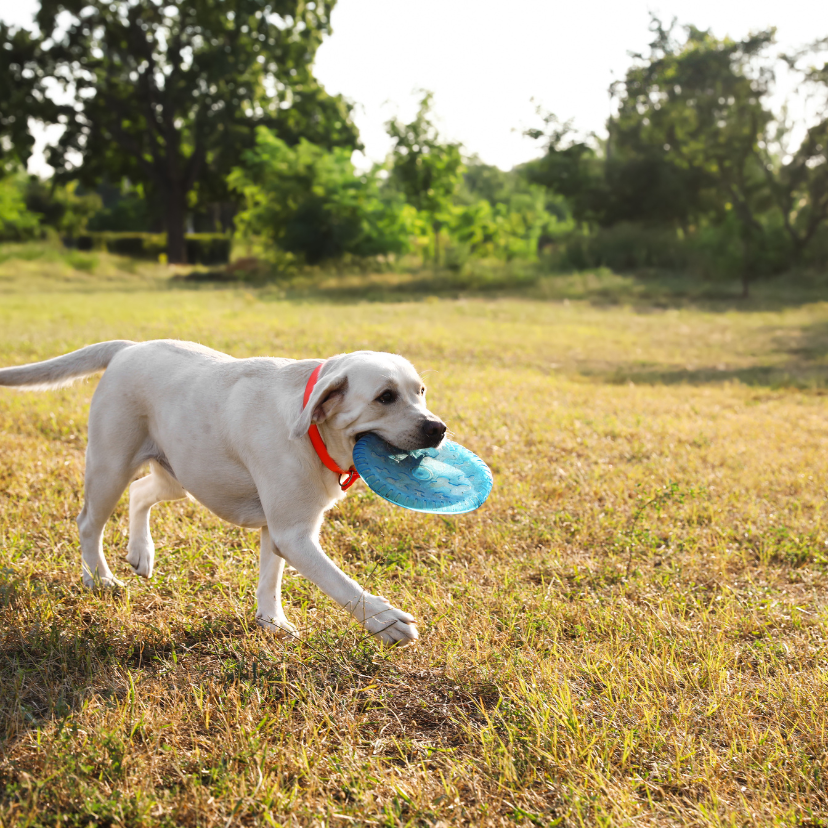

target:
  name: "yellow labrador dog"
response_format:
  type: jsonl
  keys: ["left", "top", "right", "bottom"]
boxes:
{"left": 0, "top": 340, "right": 447, "bottom": 645}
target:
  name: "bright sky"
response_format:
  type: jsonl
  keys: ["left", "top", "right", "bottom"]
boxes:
{"left": 5, "top": 0, "right": 828, "bottom": 175}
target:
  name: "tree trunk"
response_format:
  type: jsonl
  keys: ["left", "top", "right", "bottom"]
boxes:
{"left": 433, "top": 221, "right": 441, "bottom": 266}
{"left": 165, "top": 188, "right": 188, "bottom": 264}
{"left": 741, "top": 235, "right": 751, "bottom": 299}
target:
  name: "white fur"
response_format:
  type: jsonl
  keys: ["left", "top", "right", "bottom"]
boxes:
{"left": 0, "top": 340, "right": 448, "bottom": 645}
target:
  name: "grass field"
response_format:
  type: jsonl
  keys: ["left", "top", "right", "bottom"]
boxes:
{"left": 1, "top": 246, "right": 828, "bottom": 827}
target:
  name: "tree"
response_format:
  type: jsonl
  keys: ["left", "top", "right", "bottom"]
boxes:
{"left": 0, "top": 23, "right": 55, "bottom": 175}
{"left": 386, "top": 92, "right": 464, "bottom": 264}
{"left": 524, "top": 113, "right": 609, "bottom": 226}
{"left": 612, "top": 20, "right": 776, "bottom": 293}
{"left": 764, "top": 38, "right": 828, "bottom": 262}
{"left": 526, "top": 20, "right": 785, "bottom": 293}
{"left": 35, "top": 0, "right": 358, "bottom": 262}
{"left": 229, "top": 128, "right": 411, "bottom": 264}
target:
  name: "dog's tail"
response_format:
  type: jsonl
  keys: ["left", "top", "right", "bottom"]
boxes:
{"left": 0, "top": 340, "right": 136, "bottom": 391}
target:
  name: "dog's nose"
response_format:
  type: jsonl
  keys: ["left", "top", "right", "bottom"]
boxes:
{"left": 422, "top": 419, "right": 447, "bottom": 445}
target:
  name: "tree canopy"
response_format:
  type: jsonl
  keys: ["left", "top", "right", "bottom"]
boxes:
{"left": 33, "top": 0, "right": 358, "bottom": 261}
{"left": 525, "top": 18, "right": 828, "bottom": 292}
{"left": 386, "top": 92, "right": 465, "bottom": 263}
{"left": 0, "top": 22, "right": 55, "bottom": 174}
{"left": 229, "top": 128, "right": 412, "bottom": 264}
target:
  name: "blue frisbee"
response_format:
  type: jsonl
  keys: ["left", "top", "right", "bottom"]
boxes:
{"left": 352, "top": 433, "right": 493, "bottom": 514}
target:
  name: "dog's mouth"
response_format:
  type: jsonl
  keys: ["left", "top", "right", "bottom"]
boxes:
{"left": 354, "top": 431, "right": 407, "bottom": 453}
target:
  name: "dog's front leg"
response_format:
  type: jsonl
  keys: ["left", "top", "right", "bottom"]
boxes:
{"left": 268, "top": 525, "right": 419, "bottom": 646}
{"left": 256, "top": 526, "right": 298, "bottom": 637}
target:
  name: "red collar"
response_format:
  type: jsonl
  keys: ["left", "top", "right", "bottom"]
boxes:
{"left": 303, "top": 363, "right": 360, "bottom": 491}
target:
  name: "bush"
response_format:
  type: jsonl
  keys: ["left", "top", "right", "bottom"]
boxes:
{"left": 86, "top": 193, "right": 153, "bottom": 232}
{"left": 545, "top": 220, "right": 794, "bottom": 282}
{"left": 65, "top": 250, "right": 99, "bottom": 273}
{"left": 73, "top": 232, "right": 230, "bottom": 264}
{"left": 549, "top": 223, "right": 689, "bottom": 272}
{"left": 24, "top": 178, "right": 101, "bottom": 238}
{"left": 105, "top": 233, "right": 165, "bottom": 258}
{"left": 229, "top": 128, "right": 411, "bottom": 265}
{"left": 0, "top": 173, "right": 41, "bottom": 241}
{"left": 186, "top": 234, "right": 233, "bottom": 265}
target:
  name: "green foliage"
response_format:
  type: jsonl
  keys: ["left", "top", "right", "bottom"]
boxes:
{"left": 457, "top": 158, "right": 516, "bottom": 206}
{"left": 455, "top": 159, "right": 572, "bottom": 262}
{"left": 770, "top": 40, "right": 828, "bottom": 259}
{"left": 74, "top": 232, "right": 230, "bottom": 264}
{"left": 610, "top": 20, "right": 775, "bottom": 234}
{"left": 545, "top": 220, "right": 796, "bottom": 280}
{"left": 0, "top": 24, "right": 56, "bottom": 174}
{"left": 549, "top": 225, "right": 690, "bottom": 273}
{"left": 387, "top": 93, "right": 465, "bottom": 216}
{"left": 524, "top": 116, "right": 608, "bottom": 227}
{"left": 186, "top": 234, "right": 233, "bottom": 265}
{"left": 449, "top": 193, "right": 562, "bottom": 263}
{"left": 229, "top": 128, "right": 411, "bottom": 265}
{"left": 387, "top": 93, "right": 465, "bottom": 262}
{"left": 24, "top": 179, "right": 102, "bottom": 239}
{"left": 87, "top": 193, "right": 154, "bottom": 233}
{"left": 5, "top": 7, "right": 826, "bottom": 282}
{"left": 33, "top": 0, "right": 358, "bottom": 262}
{"left": 0, "top": 174, "right": 41, "bottom": 241}
{"left": 88, "top": 233, "right": 167, "bottom": 260}
{"left": 526, "top": 19, "right": 828, "bottom": 290}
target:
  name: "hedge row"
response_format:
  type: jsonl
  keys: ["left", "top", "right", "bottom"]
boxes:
{"left": 72, "top": 232, "right": 231, "bottom": 265}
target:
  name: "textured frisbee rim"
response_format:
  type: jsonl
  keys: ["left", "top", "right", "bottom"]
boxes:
{"left": 352, "top": 434, "right": 493, "bottom": 514}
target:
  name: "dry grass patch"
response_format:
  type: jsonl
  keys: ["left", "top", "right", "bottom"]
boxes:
{"left": 1, "top": 265, "right": 828, "bottom": 826}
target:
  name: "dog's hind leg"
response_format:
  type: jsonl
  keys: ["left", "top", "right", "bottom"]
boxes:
{"left": 77, "top": 392, "right": 146, "bottom": 589}
{"left": 255, "top": 526, "right": 298, "bottom": 637}
{"left": 126, "top": 461, "right": 187, "bottom": 578}
{"left": 77, "top": 455, "right": 135, "bottom": 589}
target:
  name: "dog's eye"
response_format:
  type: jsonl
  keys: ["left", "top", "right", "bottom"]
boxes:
{"left": 419, "top": 386, "right": 426, "bottom": 395}
{"left": 376, "top": 390, "right": 397, "bottom": 405}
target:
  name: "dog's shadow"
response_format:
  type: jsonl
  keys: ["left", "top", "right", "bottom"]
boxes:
{"left": 0, "top": 578, "right": 395, "bottom": 743}
{"left": 0, "top": 582, "right": 255, "bottom": 743}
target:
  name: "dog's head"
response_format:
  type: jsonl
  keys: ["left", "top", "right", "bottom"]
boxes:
{"left": 290, "top": 351, "right": 446, "bottom": 452}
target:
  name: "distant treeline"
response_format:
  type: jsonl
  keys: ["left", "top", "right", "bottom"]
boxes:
{"left": 1, "top": 4, "right": 827, "bottom": 291}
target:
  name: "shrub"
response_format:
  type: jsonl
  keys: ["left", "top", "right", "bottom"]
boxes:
{"left": 24, "top": 178, "right": 101, "bottom": 238}
{"left": 65, "top": 251, "right": 99, "bottom": 273}
{"left": 0, "top": 173, "right": 41, "bottom": 241}
{"left": 186, "top": 234, "right": 233, "bottom": 265}
{"left": 229, "top": 128, "right": 411, "bottom": 265}
{"left": 86, "top": 193, "right": 153, "bottom": 232}
{"left": 545, "top": 220, "right": 794, "bottom": 282}
{"left": 73, "top": 232, "right": 230, "bottom": 264}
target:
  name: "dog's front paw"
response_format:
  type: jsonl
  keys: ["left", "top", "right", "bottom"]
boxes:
{"left": 126, "top": 538, "right": 154, "bottom": 578}
{"left": 353, "top": 594, "right": 419, "bottom": 646}
{"left": 256, "top": 614, "right": 299, "bottom": 639}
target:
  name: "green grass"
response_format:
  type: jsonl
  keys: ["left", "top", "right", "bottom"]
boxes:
{"left": 1, "top": 244, "right": 828, "bottom": 826}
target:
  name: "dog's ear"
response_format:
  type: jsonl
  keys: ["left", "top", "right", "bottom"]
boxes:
{"left": 290, "top": 369, "right": 349, "bottom": 439}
